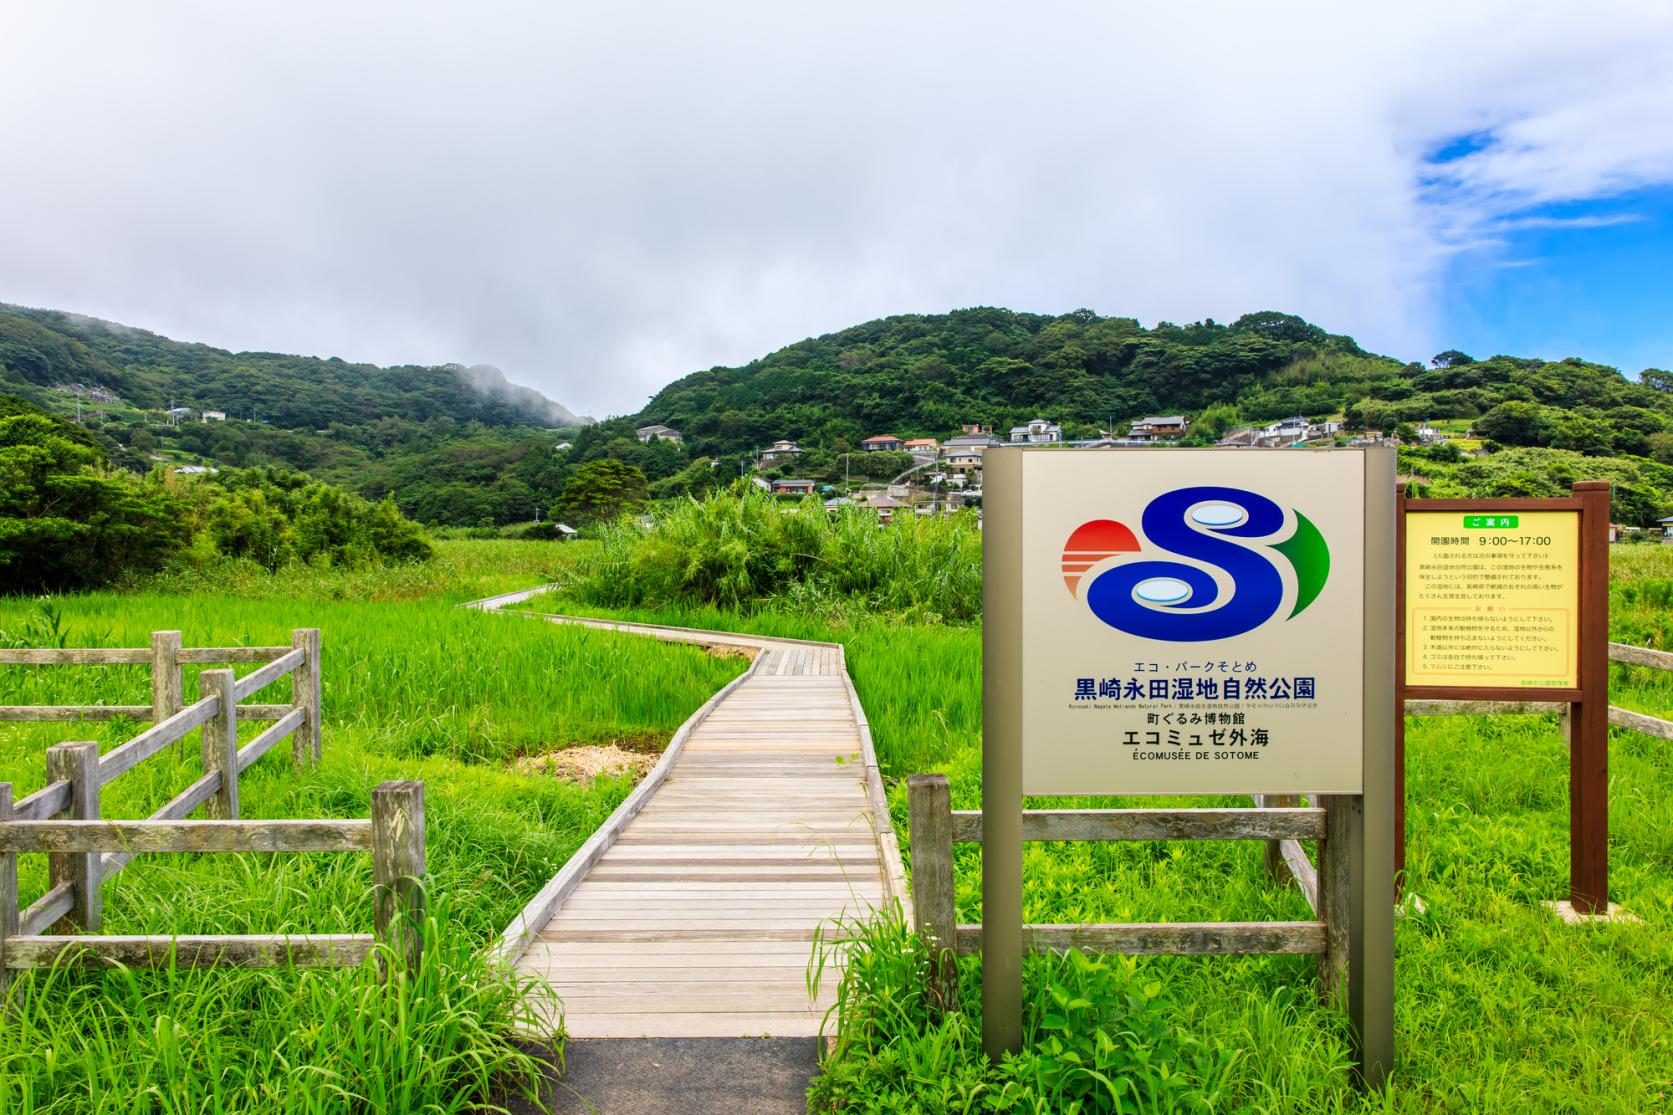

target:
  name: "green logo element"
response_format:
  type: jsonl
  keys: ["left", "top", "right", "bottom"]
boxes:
{"left": 1464, "top": 514, "right": 1518, "bottom": 529}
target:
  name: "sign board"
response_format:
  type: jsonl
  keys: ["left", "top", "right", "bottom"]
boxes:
{"left": 994, "top": 448, "right": 1372, "bottom": 796}
{"left": 1403, "top": 510, "right": 1579, "bottom": 689}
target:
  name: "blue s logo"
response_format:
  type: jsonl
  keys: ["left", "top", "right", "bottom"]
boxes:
{"left": 1061, "top": 487, "right": 1330, "bottom": 643}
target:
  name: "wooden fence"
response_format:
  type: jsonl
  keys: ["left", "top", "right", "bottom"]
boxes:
{"left": 906, "top": 774, "right": 1352, "bottom": 1008}
{"left": 1258, "top": 640, "right": 1673, "bottom": 916}
{"left": 0, "top": 630, "right": 426, "bottom": 982}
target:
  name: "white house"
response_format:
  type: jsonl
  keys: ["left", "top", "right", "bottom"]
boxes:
{"left": 759, "top": 439, "right": 804, "bottom": 464}
{"left": 1008, "top": 418, "right": 1062, "bottom": 444}
{"left": 200, "top": 410, "right": 227, "bottom": 422}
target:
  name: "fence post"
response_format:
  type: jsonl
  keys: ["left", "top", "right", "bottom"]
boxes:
{"left": 1261, "top": 794, "right": 1301, "bottom": 883}
{"left": 150, "top": 630, "right": 183, "bottom": 725}
{"left": 906, "top": 773, "right": 958, "bottom": 1013}
{"left": 200, "top": 669, "right": 239, "bottom": 819}
{"left": 45, "top": 742, "right": 102, "bottom": 933}
{"left": 291, "top": 628, "right": 322, "bottom": 768}
{"left": 0, "top": 784, "right": 16, "bottom": 998}
{"left": 1317, "top": 794, "right": 1353, "bottom": 1007}
{"left": 372, "top": 780, "right": 426, "bottom": 974}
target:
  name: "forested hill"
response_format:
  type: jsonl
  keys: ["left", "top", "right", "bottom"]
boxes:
{"left": 625, "top": 307, "right": 1672, "bottom": 457}
{"left": 0, "top": 303, "right": 586, "bottom": 429}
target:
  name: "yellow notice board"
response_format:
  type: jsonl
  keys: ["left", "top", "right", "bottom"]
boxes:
{"left": 1404, "top": 510, "right": 1579, "bottom": 688}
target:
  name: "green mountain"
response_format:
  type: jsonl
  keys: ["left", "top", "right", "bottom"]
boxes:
{"left": 0, "top": 303, "right": 586, "bottom": 429}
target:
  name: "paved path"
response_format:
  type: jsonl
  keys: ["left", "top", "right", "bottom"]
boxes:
{"left": 469, "top": 589, "right": 904, "bottom": 1040}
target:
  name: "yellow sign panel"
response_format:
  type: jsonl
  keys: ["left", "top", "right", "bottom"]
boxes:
{"left": 1404, "top": 510, "right": 1579, "bottom": 689}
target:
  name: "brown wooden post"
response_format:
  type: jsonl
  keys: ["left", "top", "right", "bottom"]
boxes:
{"left": 199, "top": 669, "right": 239, "bottom": 820}
{"left": 150, "top": 630, "right": 183, "bottom": 725}
{"left": 45, "top": 742, "right": 101, "bottom": 932}
{"left": 1317, "top": 793, "right": 1353, "bottom": 1007}
{"left": 372, "top": 780, "right": 426, "bottom": 974}
{"left": 0, "top": 783, "right": 17, "bottom": 997}
{"left": 291, "top": 628, "right": 322, "bottom": 768}
{"left": 906, "top": 773, "right": 958, "bottom": 1012}
{"left": 1570, "top": 481, "right": 1610, "bottom": 913}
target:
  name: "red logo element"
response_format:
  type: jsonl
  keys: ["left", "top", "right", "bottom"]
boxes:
{"left": 1061, "top": 518, "right": 1140, "bottom": 595}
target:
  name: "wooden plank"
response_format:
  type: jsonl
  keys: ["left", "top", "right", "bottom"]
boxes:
{"left": 1280, "top": 838, "right": 1320, "bottom": 914}
{"left": 0, "top": 785, "right": 14, "bottom": 996}
{"left": 1609, "top": 706, "right": 1673, "bottom": 741}
{"left": 176, "top": 646, "right": 290, "bottom": 665}
{"left": 292, "top": 628, "right": 322, "bottom": 766}
{"left": 953, "top": 921, "right": 1328, "bottom": 956}
{"left": 540, "top": 928, "right": 826, "bottom": 942}
{"left": 236, "top": 708, "right": 307, "bottom": 773}
{"left": 241, "top": 704, "right": 293, "bottom": 721}
{"left": 1405, "top": 699, "right": 1551, "bottom": 717}
{"left": 0, "top": 819, "right": 373, "bottom": 854}
{"left": 150, "top": 630, "right": 183, "bottom": 723}
{"left": 231, "top": 648, "right": 304, "bottom": 702}
{"left": 19, "top": 883, "right": 73, "bottom": 937}
{"left": 555, "top": 1014, "right": 824, "bottom": 1038}
{"left": 0, "top": 647, "right": 149, "bottom": 665}
{"left": 372, "top": 781, "right": 427, "bottom": 971}
{"left": 102, "top": 770, "right": 226, "bottom": 875}
{"left": 1609, "top": 642, "right": 1673, "bottom": 672}
{"left": 0, "top": 706, "right": 152, "bottom": 722}
{"left": 3, "top": 933, "right": 375, "bottom": 969}
{"left": 96, "top": 695, "right": 220, "bottom": 784}
{"left": 46, "top": 742, "right": 100, "bottom": 933}
{"left": 12, "top": 780, "right": 72, "bottom": 822}
{"left": 950, "top": 807, "right": 1326, "bottom": 843}
{"left": 200, "top": 671, "right": 238, "bottom": 819}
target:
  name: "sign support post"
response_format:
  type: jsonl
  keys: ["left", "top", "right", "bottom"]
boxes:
{"left": 1356, "top": 448, "right": 1396, "bottom": 1088}
{"left": 1571, "top": 481, "right": 1610, "bottom": 913}
{"left": 982, "top": 445, "right": 1025, "bottom": 1058}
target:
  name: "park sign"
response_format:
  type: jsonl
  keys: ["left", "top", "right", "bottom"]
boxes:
{"left": 986, "top": 447, "right": 1380, "bottom": 796}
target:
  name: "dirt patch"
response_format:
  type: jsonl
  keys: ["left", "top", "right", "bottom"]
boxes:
{"left": 704, "top": 642, "right": 757, "bottom": 661}
{"left": 514, "top": 743, "right": 658, "bottom": 783}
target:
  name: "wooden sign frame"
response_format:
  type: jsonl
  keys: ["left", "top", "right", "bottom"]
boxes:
{"left": 1395, "top": 482, "right": 1610, "bottom": 913}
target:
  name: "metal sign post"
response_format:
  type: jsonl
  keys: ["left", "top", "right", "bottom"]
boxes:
{"left": 981, "top": 446, "right": 1394, "bottom": 1086}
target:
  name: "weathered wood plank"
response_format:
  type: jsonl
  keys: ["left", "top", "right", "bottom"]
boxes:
{"left": 150, "top": 630, "right": 183, "bottom": 724}
{"left": 950, "top": 807, "right": 1326, "bottom": 844}
{"left": 0, "top": 647, "right": 149, "bottom": 665}
{"left": 96, "top": 695, "right": 220, "bottom": 784}
{"left": 19, "top": 883, "right": 73, "bottom": 937}
{"left": 12, "top": 780, "right": 72, "bottom": 822}
{"left": 953, "top": 921, "right": 1328, "bottom": 956}
{"left": 0, "top": 706, "right": 152, "bottom": 722}
{"left": 2, "top": 933, "right": 375, "bottom": 969}
{"left": 1403, "top": 699, "right": 1553, "bottom": 717}
{"left": 0, "top": 818, "right": 373, "bottom": 854}
{"left": 236, "top": 708, "right": 307, "bottom": 773}
{"left": 292, "top": 628, "right": 322, "bottom": 767}
{"left": 46, "top": 742, "right": 100, "bottom": 933}
{"left": 907, "top": 773, "right": 957, "bottom": 1009}
{"left": 231, "top": 648, "right": 304, "bottom": 702}
{"left": 1280, "top": 838, "right": 1320, "bottom": 914}
{"left": 176, "top": 646, "right": 290, "bottom": 665}
{"left": 199, "top": 671, "right": 238, "bottom": 819}
{"left": 1609, "top": 706, "right": 1673, "bottom": 741}
{"left": 372, "top": 780, "right": 426, "bottom": 971}
{"left": 0, "top": 785, "right": 15, "bottom": 995}
{"left": 102, "top": 770, "right": 226, "bottom": 875}
{"left": 1609, "top": 642, "right": 1673, "bottom": 672}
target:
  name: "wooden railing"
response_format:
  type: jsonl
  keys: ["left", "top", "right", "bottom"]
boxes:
{"left": 0, "top": 629, "right": 321, "bottom": 748}
{"left": 0, "top": 629, "right": 423, "bottom": 982}
{"left": 906, "top": 775, "right": 1352, "bottom": 1008}
{"left": 0, "top": 781, "right": 425, "bottom": 989}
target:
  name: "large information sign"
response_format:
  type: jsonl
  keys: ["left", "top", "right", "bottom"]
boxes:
{"left": 1403, "top": 511, "right": 1579, "bottom": 689}
{"left": 995, "top": 448, "right": 1372, "bottom": 796}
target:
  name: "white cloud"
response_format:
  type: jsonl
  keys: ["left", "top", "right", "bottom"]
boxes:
{"left": 1, "top": 1, "right": 1670, "bottom": 414}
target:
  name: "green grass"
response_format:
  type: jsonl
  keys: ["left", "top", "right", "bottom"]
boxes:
{"left": 519, "top": 544, "right": 1673, "bottom": 1113}
{"left": 0, "top": 541, "right": 743, "bottom": 1114}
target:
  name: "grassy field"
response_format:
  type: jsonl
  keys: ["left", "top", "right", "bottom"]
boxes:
{"left": 0, "top": 542, "right": 744, "bottom": 1114}
{"left": 521, "top": 543, "right": 1673, "bottom": 1113}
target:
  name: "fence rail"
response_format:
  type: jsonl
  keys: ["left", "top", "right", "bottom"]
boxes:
{"left": 0, "top": 629, "right": 419, "bottom": 985}
{"left": 906, "top": 774, "right": 1352, "bottom": 1012}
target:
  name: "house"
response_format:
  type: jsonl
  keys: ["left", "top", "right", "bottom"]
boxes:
{"left": 553, "top": 523, "right": 579, "bottom": 540}
{"left": 1008, "top": 418, "right": 1062, "bottom": 444}
{"left": 1660, "top": 515, "right": 1673, "bottom": 541}
{"left": 200, "top": 410, "right": 227, "bottom": 422}
{"left": 1127, "top": 416, "right": 1190, "bottom": 442}
{"left": 553, "top": 441, "right": 573, "bottom": 451}
{"left": 759, "top": 439, "right": 804, "bottom": 464}
{"left": 959, "top": 423, "right": 992, "bottom": 436}
{"left": 1217, "top": 427, "right": 1261, "bottom": 447}
{"left": 867, "top": 494, "right": 906, "bottom": 524}
{"left": 862, "top": 435, "right": 904, "bottom": 452}
{"left": 635, "top": 424, "right": 683, "bottom": 443}
{"left": 165, "top": 406, "right": 194, "bottom": 420}
{"left": 823, "top": 496, "right": 854, "bottom": 511}
{"left": 945, "top": 450, "right": 985, "bottom": 474}
{"left": 172, "top": 464, "right": 216, "bottom": 475}
{"left": 771, "top": 479, "right": 816, "bottom": 496}
{"left": 1257, "top": 416, "right": 1312, "bottom": 447}
{"left": 946, "top": 431, "right": 1001, "bottom": 450}
{"left": 904, "top": 438, "right": 939, "bottom": 454}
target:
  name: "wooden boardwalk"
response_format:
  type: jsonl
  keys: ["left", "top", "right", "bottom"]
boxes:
{"left": 470, "top": 592, "right": 904, "bottom": 1039}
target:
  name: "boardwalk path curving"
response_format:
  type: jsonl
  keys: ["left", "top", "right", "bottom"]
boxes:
{"left": 467, "top": 589, "right": 906, "bottom": 1039}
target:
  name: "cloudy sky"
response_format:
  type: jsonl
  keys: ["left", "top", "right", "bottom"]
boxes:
{"left": 3, "top": 2, "right": 1671, "bottom": 417}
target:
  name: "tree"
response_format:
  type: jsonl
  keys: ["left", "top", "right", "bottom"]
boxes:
{"left": 1640, "top": 369, "right": 1673, "bottom": 393}
{"left": 1431, "top": 350, "right": 1475, "bottom": 368}
{"left": 559, "top": 459, "right": 649, "bottom": 524}
{"left": 1473, "top": 401, "right": 1549, "bottom": 447}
